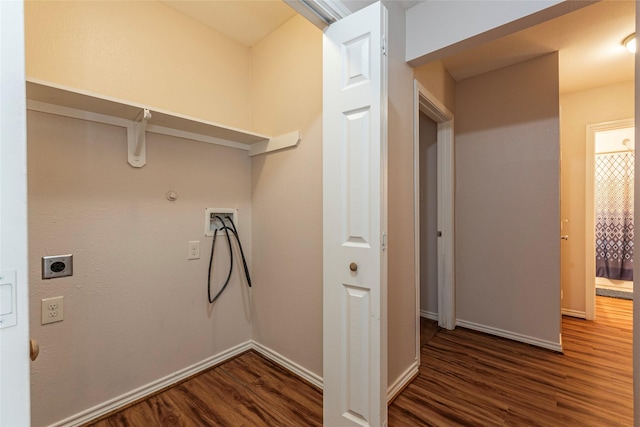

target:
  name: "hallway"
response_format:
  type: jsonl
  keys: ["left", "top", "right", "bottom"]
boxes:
{"left": 390, "top": 296, "right": 633, "bottom": 425}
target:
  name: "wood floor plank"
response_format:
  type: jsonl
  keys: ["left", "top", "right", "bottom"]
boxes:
{"left": 219, "top": 351, "right": 323, "bottom": 426}
{"left": 106, "top": 393, "right": 190, "bottom": 427}
{"left": 420, "top": 317, "right": 439, "bottom": 348}
{"left": 162, "top": 375, "right": 253, "bottom": 426}
{"left": 198, "top": 368, "right": 285, "bottom": 425}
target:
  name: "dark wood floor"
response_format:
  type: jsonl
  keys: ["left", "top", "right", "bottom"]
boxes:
{"left": 87, "top": 296, "right": 632, "bottom": 426}
{"left": 87, "top": 351, "right": 323, "bottom": 427}
{"left": 391, "top": 296, "right": 633, "bottom": 426}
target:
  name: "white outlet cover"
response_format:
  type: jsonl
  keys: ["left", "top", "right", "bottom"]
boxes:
{"left": 41, "top": 296, "right": 64, "bottom": 325}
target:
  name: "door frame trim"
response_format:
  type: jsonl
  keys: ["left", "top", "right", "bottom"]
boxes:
{"left": 585, "top": 118, "right": 634, "bottom": 321}
{"left": 414, "top": 81, "right": 455, "bottom": 335}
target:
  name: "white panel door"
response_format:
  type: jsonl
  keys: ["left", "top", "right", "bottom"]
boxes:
{"left": 0, "top": 0, "right": 31, "bottom": 425}
{"left": 323, "top": 3, "right": 388, "bottom": 427}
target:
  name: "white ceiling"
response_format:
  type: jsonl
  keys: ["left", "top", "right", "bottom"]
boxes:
{"left": 162, "top": 0, "right": 635, "bottom": 94}
{"left": 441, "top": 0, "right": 635, "bottom": 94}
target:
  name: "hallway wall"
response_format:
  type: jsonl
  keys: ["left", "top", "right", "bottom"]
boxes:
{"left": 455, "top": 53, "right": 561, "bottom": 347}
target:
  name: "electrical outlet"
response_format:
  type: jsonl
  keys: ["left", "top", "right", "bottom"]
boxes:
{"left": 42, "top": 296, "right": 64, "bottom": 325}
{"left": 42, "top": 254, "right": 73, "bottom": 279}
{"left": 188, "top": 241, "right": 200, "bottom": 260}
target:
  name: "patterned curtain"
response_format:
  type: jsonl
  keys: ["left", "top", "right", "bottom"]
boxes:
{"left": 595, "top": 152, "right": 634, "bottom": 280}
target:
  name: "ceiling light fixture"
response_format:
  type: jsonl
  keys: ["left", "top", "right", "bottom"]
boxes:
{"left": 623, "top": 33, "right": 636, "bottom": 53}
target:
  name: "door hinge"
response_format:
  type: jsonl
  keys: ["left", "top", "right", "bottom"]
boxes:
{"left": 382, "top": 231, "right": 387, "bottom": 250}
{"left": 382, "top": 37, "right": 387, "bottom": 56}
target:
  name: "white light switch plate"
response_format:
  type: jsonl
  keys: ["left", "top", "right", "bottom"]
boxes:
{"left": 188, "top": 241, "right": 200, "bottom": 260}
{"left": 0, "top": 271, "right": 17, "bottom": 329}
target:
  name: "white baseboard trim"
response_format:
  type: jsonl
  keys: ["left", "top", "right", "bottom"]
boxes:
{"left": 456, "top": 319, "right": 563, "bottom": 352}
{"left": 387, "top": 361, "right": 419, "bottom": 404}
{"left": 420, "top": 310, "right": 438, "bottom": 320}
{"left": 562, "top": 308, "right": 586, "bottom": 319}
{"left": 52, "top": 341, "right": 253, "bottom": 427}
{"left": 54, "top": 337, "right": 433, "bottom": 426}
{"left": 250, "top": 341, "right": 323, "bottom": 390}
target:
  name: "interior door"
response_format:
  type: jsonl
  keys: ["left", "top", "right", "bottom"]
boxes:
{"left": 323, "top": 2, "right": 388, "bottom": 426}
{"left": 0, "top": 0, "right": 31, "bottom": 424}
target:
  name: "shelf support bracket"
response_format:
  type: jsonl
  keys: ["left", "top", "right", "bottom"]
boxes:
{"left": 128, "top": 108, "right": 152, "bottom": 168}
{"left": 248, "top": 130, "right": 301, "bottom": 156}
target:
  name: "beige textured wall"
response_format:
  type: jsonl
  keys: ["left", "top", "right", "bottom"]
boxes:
{"left": 28, "top": 113, "right": 252, "bottom": 426}
{"left": 25, "top": 1, "right": 252, "bottom": 129}
{"left": 455, "top": 53, "right": 561, "bottom": 345}
{"left": 249, "top": 15, "right": 323, "bottom": 375}
{"left": 413, "top": 61, "right": 456, "bottom": 114}
{"left": 560, "top": 81, "right": 634, "bottom": 314}
{"left": 384, "top": 0, "right": 419, "bottom": 389}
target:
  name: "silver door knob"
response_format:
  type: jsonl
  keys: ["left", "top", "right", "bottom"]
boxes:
{"left": 561, "top": 235, "right": 569, "bottom": 241}
{"left": 350, "top": 262, "right": 358, "bottom": 272}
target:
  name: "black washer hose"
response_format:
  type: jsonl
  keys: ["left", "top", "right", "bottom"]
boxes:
{"left": 207, "top": 216, "right": 233, "bottom": 303}
{"left": 225, "top": 215, "right": 252, "bottom": 288}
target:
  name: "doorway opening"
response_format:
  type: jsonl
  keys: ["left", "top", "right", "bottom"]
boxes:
{"left": 585, "top": 119, "right": 635, "bottom": 319}
{"left": 418, "top": 111, "right": 438, "bottom": 322}
{"left": 413, "top": 81, "right": 455, "bottom": 359}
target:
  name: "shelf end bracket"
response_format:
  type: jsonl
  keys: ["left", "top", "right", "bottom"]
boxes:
{"left": 128, "top": 108, "right": 152, "bottom": 168}
{"left": 248, "top": 130, "right": 301, "bottom": 157}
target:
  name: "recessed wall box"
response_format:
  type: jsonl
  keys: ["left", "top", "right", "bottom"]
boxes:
{"left": 205, "top": 208, "right": 238, "bottom": 237}
{"left": 42, "top": 255, "right": 73, "bottom": 279}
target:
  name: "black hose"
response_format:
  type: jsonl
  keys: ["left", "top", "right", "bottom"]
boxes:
{"left": 225, "top": 215, "right": 252, "bottom": 288}
{"left": 206, "top": 214, "right": 253, "bottom": 304}
{"left": 207, "top": 216, "right": 233, "bottom": 303}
